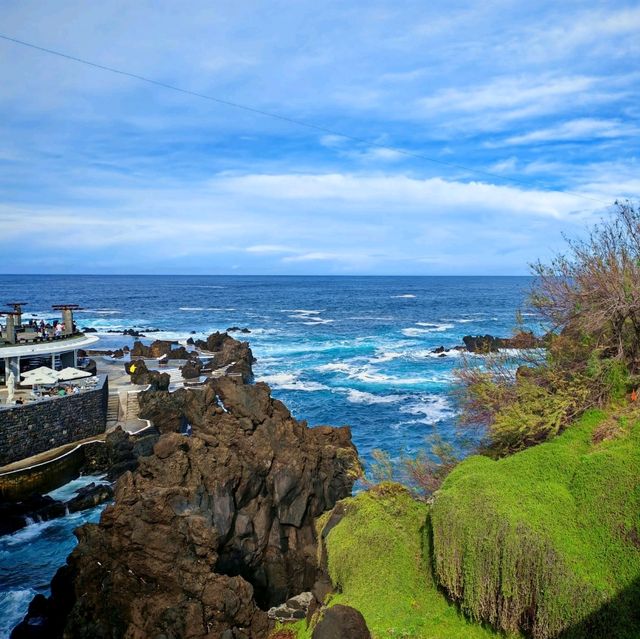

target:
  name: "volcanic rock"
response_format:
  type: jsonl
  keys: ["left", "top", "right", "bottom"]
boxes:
{"left": 311, "top": 605, "right": 371, "bottom": 639}
{"left": 21, "top": 375, "right": 361, "bottom": 638}
{"left": 195, "top": 332, "right": 256, "bottom": 382}
{"left": 131, "top": 339, "right": 191, "bottom": 360}
{"left": 124, "top": 359, "right": 170, "bottom": 390}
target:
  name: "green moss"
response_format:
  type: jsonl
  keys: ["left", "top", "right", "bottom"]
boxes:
{"left": 430, "top": 410, "right": 640, "bottom": 639}
{"left": 318, "top": 482, "right": 512, "bottom": 638}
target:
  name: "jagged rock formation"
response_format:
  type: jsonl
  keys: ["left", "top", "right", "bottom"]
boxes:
{"left": 131, "top": 339, "right": 192, "bottom": 360}
{"left": 195, "top": 331, "right": 256, "bottom": 382}
{"left": 14, "top": 372, "right": 361, "bottom": 638}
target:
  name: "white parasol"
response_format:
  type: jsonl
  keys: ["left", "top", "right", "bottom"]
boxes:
{"left": 57, "top": 367, "right": 92, "bottom": 381}
{"left": 21, "top": 368, "right": 59, "bottom": 386}
{"left": 21, "top": 366, "right": 57, "bottom": 380}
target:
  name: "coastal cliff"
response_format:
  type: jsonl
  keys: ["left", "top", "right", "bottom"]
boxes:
{"left": 12, "top": 336, "right": 361, "bottom": 639}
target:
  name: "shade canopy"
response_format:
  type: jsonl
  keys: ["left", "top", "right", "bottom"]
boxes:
{"left": 57, "top": 367, "right": 92, "bottom": 381}
{"left": 21, "top": 370, "right": 59, "bottom": 386}
{"left": 21, "top": 366, "right": 57, "bottom": 379}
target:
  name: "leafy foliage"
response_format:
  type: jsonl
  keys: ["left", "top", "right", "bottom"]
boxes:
{"left": 368, "top": 435, "right": 461, "bottom": 498}
{"left": 456, "top": 201, "right": 640, "bottom": 455}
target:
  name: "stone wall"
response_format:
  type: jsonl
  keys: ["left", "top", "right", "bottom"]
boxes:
{"left": 0, "top": 375, "right": 108, "bottom": 466}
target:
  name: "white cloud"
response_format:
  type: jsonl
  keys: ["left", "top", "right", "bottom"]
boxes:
{"left": 500, "top": 118, "right": 639, "bottom": 146}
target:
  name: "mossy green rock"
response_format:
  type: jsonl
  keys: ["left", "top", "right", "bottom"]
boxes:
{"left": 430, "top": 410, "right": 640, "bottom": 639}
{"left": 318, "top": 483, "right": 506, "bottom": 638}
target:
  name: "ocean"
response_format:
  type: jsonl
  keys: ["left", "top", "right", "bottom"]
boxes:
{"left": 0, "top": 275, "right": 536, "bottom": 635}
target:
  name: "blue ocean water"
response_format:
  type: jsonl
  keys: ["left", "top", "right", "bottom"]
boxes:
{"left": 0, "top": 275, "right": 536, "bottom": 634}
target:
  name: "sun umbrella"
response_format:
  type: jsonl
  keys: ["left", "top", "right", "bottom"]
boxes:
{"left": 57, "top": 367, "right": 92, "bottom": 381}
{"left": 21, "top": 366, "right": 57, "bottom": 380}
{"left": 21, "top": 369, "right": 59, "bottom": 386}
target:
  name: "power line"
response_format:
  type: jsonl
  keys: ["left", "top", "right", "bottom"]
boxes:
{"left": 0, "top": 33, "right": 615, "bottom": 205}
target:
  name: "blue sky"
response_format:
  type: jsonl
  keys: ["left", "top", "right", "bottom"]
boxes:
{"left": 0, "top": 1, "right": 638, "bottom": 274}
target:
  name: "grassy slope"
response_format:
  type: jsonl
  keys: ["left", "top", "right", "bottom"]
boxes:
{"left": 317, "top": 484, "right": 514, "bottom": 639}
{"left": 430, "top": 410, "right": 640, "bottom": 639}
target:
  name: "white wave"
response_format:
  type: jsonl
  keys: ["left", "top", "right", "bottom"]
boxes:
{"left": 369, "top": 350, "right": 403, "bottom": 363}
{"left": 402, "top": 323, "right": 454, "bottom": 337}
{"left": 391, "top": 294, "right": 416, "bottom": 298}
{"left": 179, "top": 307, "right": 237, "bottom": 312}
{"left": 0, "top": 589, "right": 37, "bottom": 636}
{"left": 258, "top": 372, "right": 329, "bottom": 392}
{"left": 316, "top": 361, "right": 447, "bottom": 386}
{"left": 415, "top": 322, "right": 455, "bottom": 331}
{"left": 400, "top": 395, "right": 455, "bottom": 424}
{"left": 343, "top": 389, "right": 407, "bottom": 405}
{"left": 302, "top": 318, "right": 335, "bottom": 325}
{"left": 345, "top": 316, "right": 394, "bottom": 321}
{"left": 281, "top": 309, "right": 323, "bottom": 315}
{"left": 76, "top": 309, "right": 121, "bottom": 315}
{"left": 411, "top": 348, "right": 463, "bottom": 359}
{"left": 46, "top": 474, "right": 109, "bottom": 502}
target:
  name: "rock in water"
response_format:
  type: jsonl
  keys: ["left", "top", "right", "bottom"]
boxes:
{"left": 22, "top": 375, "right": 361, "bottom": 638}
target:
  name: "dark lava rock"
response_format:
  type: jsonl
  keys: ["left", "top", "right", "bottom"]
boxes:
{"left": 186, "top": 337, "right": 195, "bottom": 345}
{"left": 82, "top": 327, "right": 97, "bottom": 333}
{"left": 66, "top": 483, "right": 113, "bottom": 513}
{"left": 23, "top": 377, "right": 361, "bottom": 638}
{"left": 462, "top": 331, "right": 541, "bottom": 353}
{"left": 124, "top": 359, "right": 170, "bottom": 390}
{"left": 194, "top": 332, "right": 256, "bottom": 382}
{"left": 311, "top": 605, "right": 371, "bottom": 639}
{"left": 131, "top": 339, "right": 190, "bottom": 360}
{"left": 82, "top": 427, "right": 158, "bottom": 481}
{"left": 181, "top": 358, "right": 202, "bottom": 379}
{"left": 0, "top": 494, "right": 65, "bottom": 536}
{"left": 122, "top": 328, "right": 145, "bottom": 337}
{"left": 227, "top": 326, "right": 251, "bottom": 334}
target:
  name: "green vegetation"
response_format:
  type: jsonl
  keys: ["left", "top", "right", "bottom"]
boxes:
{"left": 315, "top": 483, "right": 512, "bottom": 639}
{"left": 457, "top": 201, "right": 640, "bottom": 456}
{"left": 430, "top": 410, "right": 640, "bottom": 639}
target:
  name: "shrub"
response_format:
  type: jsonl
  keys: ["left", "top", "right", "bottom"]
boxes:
{"left": 430, "top": 411, "right": 640, "bottom": 639}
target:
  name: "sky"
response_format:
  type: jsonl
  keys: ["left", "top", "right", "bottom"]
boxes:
{"left": 0, "top": 0, "right": 639, "bottom": 275}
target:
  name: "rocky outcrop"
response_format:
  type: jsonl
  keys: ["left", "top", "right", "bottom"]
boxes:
{"left": 82, "top": 426, "right": 159, "bottom": 481}
{"left": 124, "top": 359, "right": 170, "bottom": 390}
{"left": 432, "top": 331, "right": 542, "bottom": 356}
{"left": 181, "top": 357, "right": 203, "bottom": 379}
{"left": 131, "top": 339, "right": 192, "bottom": 360}
{"left": 17, "top": 375, "right": 361, "bottom": 638}
{"left": 195, "top": 331, "right": 256, "bottom": 382}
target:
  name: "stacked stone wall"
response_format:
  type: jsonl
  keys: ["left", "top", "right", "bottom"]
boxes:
{"left": 0, "top": 376, "right": 108, "bottom": 466}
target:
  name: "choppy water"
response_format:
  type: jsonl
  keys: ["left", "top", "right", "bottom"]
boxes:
{"left": 0, "top": 275, "right": 537, "bottom": 634}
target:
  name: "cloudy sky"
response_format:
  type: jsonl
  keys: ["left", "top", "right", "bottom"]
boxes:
{"left": 1, "top": 1, "right": 638, "bottom": 274}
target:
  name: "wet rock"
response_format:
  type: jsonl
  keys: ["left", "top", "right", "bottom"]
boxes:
{"left": 0, "top": 494, "right": 65, "bottom": 536}
{"left": 228, "top": 326, "right": 251, "bottom": 334}
{"left": 311, "top": 605, "right": 371, "bottom": 639}
{"left": 66, "top": 483, "right": 113, "bottom": 513}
